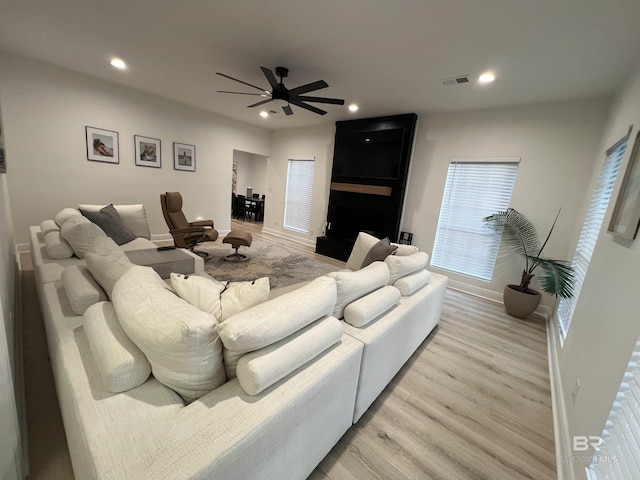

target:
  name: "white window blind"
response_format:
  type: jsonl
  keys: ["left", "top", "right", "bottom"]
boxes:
{"left": 557, "top": 136, "right": 628, "bottom": 338}
{"left": 431, "top": 160, "right": 519, "bottom": 280}
{"left": 586, "top": 336, "right": 640, "bottom": 479}
{"left": 284, "top": 159, "right": 315, "bottom": 234}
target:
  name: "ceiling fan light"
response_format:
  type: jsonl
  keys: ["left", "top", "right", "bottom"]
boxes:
{"left": 348, "top": 103, "right": 359, "bottom": 112}
{"left": 259, "top": 111, "right": 269, "bottom": 118}
{"left": 110, "top": 57, "right": 127, "bottom": 70}
{"left": 478, "top": 71, "right": 496, "bottom": 84}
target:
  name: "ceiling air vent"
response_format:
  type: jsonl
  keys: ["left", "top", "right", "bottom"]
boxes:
{"left": 441, "top": 75, "right": 470, "bottom": 86}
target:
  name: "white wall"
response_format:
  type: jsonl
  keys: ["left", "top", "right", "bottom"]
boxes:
{"left": 0, "top": 52, "right": 272, "bottom": 244}
{"left": 233, "top": 150, "right": 268, "bottom": 198}
{"left": 555, "top": 66, "right": 640, "bottom": 479}
{"left": 264, "top": 125, "right": 335, "bottom": 245}
{"left": 0, "top": 174, "right": 22, "bottom": 480}
{"left": 403, "top": 99, "right": 611, "bottom": 308}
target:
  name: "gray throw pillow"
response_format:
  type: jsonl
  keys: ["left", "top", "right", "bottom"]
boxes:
{"left": 80, "top": 204, "right": 137, "bottom": 245}
{"left": 360, "top": 237, "right": 398, "bottom": 268}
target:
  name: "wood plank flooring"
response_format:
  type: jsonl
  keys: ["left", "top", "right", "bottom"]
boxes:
{"left": 20, "top": 221, "right": 556, "bottom": 479}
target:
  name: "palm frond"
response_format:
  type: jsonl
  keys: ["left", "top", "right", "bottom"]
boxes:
{"left": 484, "top": 208, "right": 541, "bottom": 258}
{"left": 534, "top": 258, "right": 575, "bottom": 298}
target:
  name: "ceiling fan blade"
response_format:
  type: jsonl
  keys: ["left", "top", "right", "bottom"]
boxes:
{"left": 290, "top": 99, "right": 327, "bottom": 115}
{"left": 260, "top": 67, "right": 279, "bottom": 89}
{"left": 282, "top": 105, "right": 293, "bottom": 116}
{"left": 288, "top": 80, "right": 329, "bottom": 96}
{"left": 247, "top": 98, "right": 274, "bottom": 108}
{"left": 295, "top": 95, "right": 345, "bottom": 105}
{"left": 216, "top": 72, "right": 269, "bottom": 93}
{"left": 217, "top": 90, "right": 269, "bottom": 96}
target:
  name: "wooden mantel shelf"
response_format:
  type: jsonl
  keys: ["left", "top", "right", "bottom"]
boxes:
{"left": 330, "top": 182, "right": 392, "bottom": 196}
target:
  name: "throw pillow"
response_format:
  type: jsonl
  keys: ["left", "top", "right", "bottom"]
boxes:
{"left": 343, "top": 285, "right": 401, "bottom": 328}
{"left": 78, "top": 204, "right": 150, "bottom": 239}
{"left": 112, "top": 266, "right": 226, "bottom": 403}
{"left": 39, "top": 219, "right": 60, "bottom": 237}
{"left": 170, "top": 273, "right": 227, "bottom": 320}
{"left": 392, "top": 244, "right": 419, "bottom": 256}
{"left": 61, "top": 265, "right": 108, "bottom": 315}
{"left": 327, "top": 261, "right": 390, "bottom": 318}
{"left": 393, "top": 269, "right": 432, "bottom": 296}
{"left": 345, "top": 232, "right": 379, "bottom": 270}
{"left": 84, "top": 237, "right": 135, "bottom": 298}
{"left": 60, "top": 216, "right": 107, "bottom": 259}
{"left": 385, "top": 251, "right": 430, "bottom": 284}
{"left": 360, "top": 237, "right": 398, "bottom": 268}
{"left": 54, "top": 208, "right": 81, "bottom": 228}
{"left": 43, "top": 230, "right": 74, "bottom": 260}
{"left": 220, "top": 277, "right": 270, "bottom": 321}
{"left": 80, "top": 204, "right": 137, "bottom": 245}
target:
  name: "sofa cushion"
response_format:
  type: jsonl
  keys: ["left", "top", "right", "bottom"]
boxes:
{"left": 393, "top": 244, "right": 419, "bottom": 256}
{"left": 361, "top": 237, "right": 397, "bottom": 268}
{"left": 327, "top": 261, "right": 390, "bottom": 319}
{"left": 80, "top": 204, "right": 137, "bottom": 245}
{"left": 61, "top": 265, "right": 108, "bottom": 315}
{"left": 385, "top": 251, "right": 430, "bottom": 284}
{"left": 345, "top": 231, "right": 379, "bottom": 270}
{"left": 40, "top": 219, "right": 60, "bottom": 237}
{"left": 236, "top": 317, "right": 342, "bottom": 396}
{"left": 43, "top": 230, "right": 74, "bottom": 260}
{"left": 84, "top": 237, "right": 135, "bottom": 298}
{"left": 170, "top": 273, "right": 226, "bottom": 318}
{"left": 218, "top": 276, "right": 337, "bottom": 378}
{"left": 60, "top": 216, "right": 107, "bottom": 259}
{"left": 78, "top": 203, "right": 151, "bottom": 239}
{"left": 393, "top": 269, "right": 432, "bottom": 296}
{"left": 220, "top": 278, "right": 270, "bottom": 321}
{"left": 343, "top": 285, "right": 401, "bottom": 327}
{"left": 54, "top": 207, "right": 81, "bottom": 227}
{"left": 112, "top": 266, "right": 226, "bottom": 402}
{"left": 83, "top": 301, "right": 152, "bottom": 393}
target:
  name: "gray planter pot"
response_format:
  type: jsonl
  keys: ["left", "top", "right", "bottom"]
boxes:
{"left": 503, "top": 284, "right": 541, "bottom": 319}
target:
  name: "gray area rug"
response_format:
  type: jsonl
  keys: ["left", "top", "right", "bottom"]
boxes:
{"left": 197, "top": 238, "right": 339, "bottom": 289}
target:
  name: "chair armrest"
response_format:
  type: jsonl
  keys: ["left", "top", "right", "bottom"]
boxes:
{"left": 189, "top": 220, "right": 214, "bottom": 228}
{"left": 170, "top": 226, "right": 206, "bottom": 235}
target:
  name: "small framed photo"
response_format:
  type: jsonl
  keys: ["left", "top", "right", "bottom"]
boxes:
{"left": 173, "top": 142, "right": 196, "bottom": 172}
{"left": 86, "top": 126, "right": 119, "bottom": 164}
{"left": 135, "top": 135, "right": 161, "bottom": 168}
{"left": 609, "top": 130, "right": 640, "bottom": 240}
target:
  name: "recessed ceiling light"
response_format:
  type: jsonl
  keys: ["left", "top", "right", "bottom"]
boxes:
{"left": 348, "top": 103, "right": 359, "bottom": 112}
{"left": 110, "top": 58, "right": 127, "bottom": 70}
{"left": 259, "top": 111, "right": 269, "bottom": 118}
{"left": 478, "top": 71, "right": 495, "bottom": 84}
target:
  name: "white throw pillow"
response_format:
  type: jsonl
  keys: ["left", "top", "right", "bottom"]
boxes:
{"left": 220, "top": 278, "right": 270, "bottom": 321}
{"left": 78, "top": 204, "right": 150, "bottom": 239}
{"left": 218, "top": 276, "right": 337, "bottom": 379}
{"left": 60, "top": 216, "right": 107, "bottom": 259}
{"left": 112, "top": 266, "right": 225, "bottom": 402}
{"left": 343, "top": 285, "right": 401, "bottom": 327}
{"left": 236, "top": 317, "right": 342, "bottom": 396}
{"left": 392, "top": 244, "right": 419, "bottom": 256}
{"left": 327, "top": 261, "right": 390, "bottom": 319}
{"left": 385, "top": 251, "right": 430, "bottom": 284}
{"left": 43, "top": 230, "right": 74, "bottom": 260}
{"left": 345, "top": 232, "right": 379, "bottom": 270}
{"left": 170, "top": 273, "right": 226, "bottom": 319}
{"left": 84, "top": 302, "right": 152, "bottom": 393}
{"left": 40, "top": 219, "right": 60, "bottom": 237}
{"left": 84, "top": 237, "right": 134, "bottom": 298}
{"left": 54, "top": 208, "right": 81, "bottom": 227}
{"left": 393, "top": 269, "right": 432, "bottom": 296}
{"left": 61, "top": 265, "right": 108, "bottom": 315}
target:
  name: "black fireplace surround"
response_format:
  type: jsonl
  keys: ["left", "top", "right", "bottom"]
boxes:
{"left": 316, "top": 113, "right": 417, "bottom": 261}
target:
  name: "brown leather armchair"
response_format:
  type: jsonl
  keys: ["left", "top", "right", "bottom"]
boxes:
{"left": 160, "top": 192, "right": 218, "bottom": 254}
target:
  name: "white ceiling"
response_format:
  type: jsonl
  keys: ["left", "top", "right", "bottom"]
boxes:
{"left": 1, "top": 0, "right": 639, "bottom": 130}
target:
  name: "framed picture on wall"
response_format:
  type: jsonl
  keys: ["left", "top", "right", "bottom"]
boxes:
{"left": 173, "top": 142, "right": 196, "bottom": 172}
{"left": 86, "top": 126, "right": 119, "bottom": 164}
{"left": 134, "top": 135, "right": 161, "bottom": 168}
{"left": 609, "top": 130, "right": 640, "bottom": 240}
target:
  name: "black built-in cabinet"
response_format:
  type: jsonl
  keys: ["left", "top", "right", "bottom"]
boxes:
{"left": 316, "top": 113, "right": 417, "bottom": 261}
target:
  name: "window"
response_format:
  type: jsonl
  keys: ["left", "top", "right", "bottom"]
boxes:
{"left": 431, "top": 159, "right": 519, "bottom": 280}
{"left": 284, "top": 159, "right": 315, "bottom": 234}
{"left": 586, "top": 335, "right": 640, "bottom": 479}
{"left": 557, "top": 135, "right": 628, "bottom": 339}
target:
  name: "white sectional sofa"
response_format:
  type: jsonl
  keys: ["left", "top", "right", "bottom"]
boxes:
{"left": 30, "top": 209, "right": 448, "bottom": 480}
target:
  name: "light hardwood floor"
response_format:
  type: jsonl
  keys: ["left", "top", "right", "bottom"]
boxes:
{"left": 21, "top": 221, "right": 556, "bottom": 480}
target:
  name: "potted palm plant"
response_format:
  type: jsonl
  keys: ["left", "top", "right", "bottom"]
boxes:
{"left": 483, "top": 208, "right": 575, "bottom": 318}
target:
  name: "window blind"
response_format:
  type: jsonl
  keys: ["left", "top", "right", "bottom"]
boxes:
{"left": 284, "top": 159, "right": 315, "bottom": 234}
{"left": 557, "top": 137, "right": 628, "bottom": 338}
{"left": 431, "top": 160, "right": 519, "bottom": 280}
{"left": 586, "top": 336, "right": 640, "bottom": 479}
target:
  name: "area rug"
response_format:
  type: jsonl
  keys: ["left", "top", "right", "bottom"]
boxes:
{"left": 197, "top": 238, "right": 339, "bottom": 289}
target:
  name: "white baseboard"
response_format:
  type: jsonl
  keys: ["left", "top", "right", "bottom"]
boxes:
{"left": 547, "top": 314, "right": 574, "bottom": 480}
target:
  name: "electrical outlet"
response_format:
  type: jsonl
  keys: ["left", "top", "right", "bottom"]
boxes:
{"left": 572, "top": 379, "right": 581, "bottom": 404}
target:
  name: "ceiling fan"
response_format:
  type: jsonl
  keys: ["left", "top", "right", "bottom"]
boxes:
{"left": 216, "top": 66, "right": 345, "bottom": 116}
